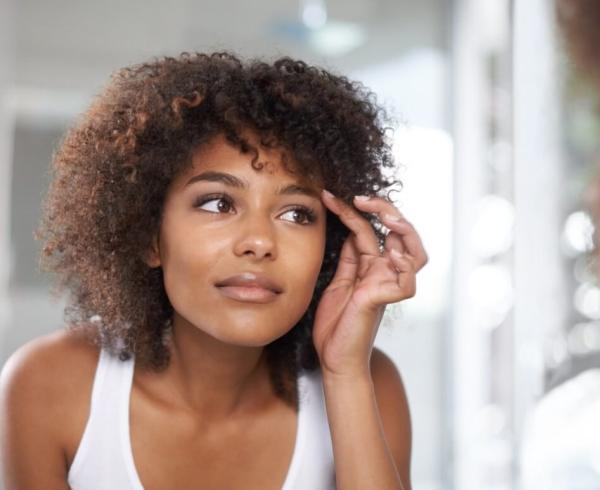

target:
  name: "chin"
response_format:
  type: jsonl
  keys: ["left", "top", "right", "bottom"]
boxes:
{"left": 201, "top": 319, "right": 295, "bottom": 347}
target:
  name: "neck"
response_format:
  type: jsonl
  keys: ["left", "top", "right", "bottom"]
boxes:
{"left": 158, "top": 314, "right": 272, "bottom": 420}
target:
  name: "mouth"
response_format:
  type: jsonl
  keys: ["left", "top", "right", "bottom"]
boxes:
{"left": 216, "top": 285, "right": 281, "bottom": 304}
{"left": 214, "top": 272, "right": 283, "bottom": 296}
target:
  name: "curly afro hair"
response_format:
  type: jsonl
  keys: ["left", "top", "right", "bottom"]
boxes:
{"left": 37, "top": 51, "right": 400, "bottom": 405}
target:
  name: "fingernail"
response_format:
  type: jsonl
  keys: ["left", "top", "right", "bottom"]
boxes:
{"left": 383, "top": 213, "right": 402, "bottom": 222}
{"left": 322, "top": 189, "right": 335, "bottom": 199}
{"left": 354, "top": 195, "right": 370, "bottom": 201}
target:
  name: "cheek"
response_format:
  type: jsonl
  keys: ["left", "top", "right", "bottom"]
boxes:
{"left": 158, "top": 225, "right": 217, "bottom": 309}
{"left": 281, "top": 231, "right": 326, "bottom": 310}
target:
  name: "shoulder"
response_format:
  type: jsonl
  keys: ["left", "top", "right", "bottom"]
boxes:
{"left": 370, "top": 347, "right": 412, "bottom": 488}
{"left": 0, "top": 328, "right": 100, "bottom": 485}
{"left": 1, "top": 328, "right": 100, "bottom": 401}
{"left": 369, "top": 347, "right": 411, "bottom": 421}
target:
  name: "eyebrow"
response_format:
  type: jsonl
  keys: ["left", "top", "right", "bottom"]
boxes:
{"left": 185, "top": 171, "right": 320, "bottom": 198}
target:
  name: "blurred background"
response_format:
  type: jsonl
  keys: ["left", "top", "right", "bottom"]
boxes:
{"left": 1, "top": 0, "right": 599, "bottom": 488}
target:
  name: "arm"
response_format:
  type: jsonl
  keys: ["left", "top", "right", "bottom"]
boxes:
{"left": 0, "top": 335, "right": 72, "bottom": 490}
{"left": 322, "top": 347, "right": 412, "bottom": 490}
{"left": 314, "top": 191, "right": 425, "bottom": 489}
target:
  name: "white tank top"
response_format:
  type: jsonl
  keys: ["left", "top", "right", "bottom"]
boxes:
{"left": 67, "top": 349, "right": 336, "bottom": 489}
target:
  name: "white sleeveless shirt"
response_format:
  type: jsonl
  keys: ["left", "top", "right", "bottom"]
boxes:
{"left": 67, "top": 349, "right": 336, "bottom": 489}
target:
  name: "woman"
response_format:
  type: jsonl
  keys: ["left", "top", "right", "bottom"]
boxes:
{"left": 0, "top": 52, "right": 427, "bottom": 489}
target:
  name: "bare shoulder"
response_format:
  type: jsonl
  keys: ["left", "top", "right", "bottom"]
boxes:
{"left": 0, "top": 329, "right": 100, "bottom": 489}
{"left": 370, "top": 347, "right": 410, "bottom": 409}
{"left": 1, "top": 328, "right": 100, "bottom": 398}
{"left": 370, "top": 347, "right": 413, "bottom": 489}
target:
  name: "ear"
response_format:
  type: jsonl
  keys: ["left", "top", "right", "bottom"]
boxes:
{"left": 143, "top": 234, "right": 162, "bottom": 268}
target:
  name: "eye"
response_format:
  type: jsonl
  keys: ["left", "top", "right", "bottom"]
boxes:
{"left": 193, "top": 194, "right": 234, "bottom": 214}
{"left": 193, "top": 193, "right": 317, "bottom": 226}
{"left": 280, "top": 206, "right": 317, "bottom": 225}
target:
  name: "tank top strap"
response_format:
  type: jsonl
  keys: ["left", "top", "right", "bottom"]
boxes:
{"left": 283, "top": 368, "right": 336, "bottom": 490}
{"left": 67, "top": 349, "right": 140, "bottom": 490}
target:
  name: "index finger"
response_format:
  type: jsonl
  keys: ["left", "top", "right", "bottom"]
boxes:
{"left": 321, "top": 190, "right": 380, "bottom": 257}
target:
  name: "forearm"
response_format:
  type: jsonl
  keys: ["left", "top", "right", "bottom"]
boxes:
{"left": 322, "top": 373, "right": 405, "bottom": 490}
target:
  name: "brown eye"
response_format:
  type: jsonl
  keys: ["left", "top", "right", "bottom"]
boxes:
{"left": 193, "top": 194, "right": 234, "bottom": 214}
{"left": 280, "top": 207, "right": 317, "bottom": 225}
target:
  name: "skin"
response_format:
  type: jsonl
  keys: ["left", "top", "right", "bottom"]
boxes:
{"left": 315, "top": 191, "right": 426, "bottom": 379}
{"left": 0, "top": 130, "right": 427, "bottom": 490}
{"left": 142, "top": 132, "right": 328, "bottom": 419}
{"left": 315, "top": 188, "right": 427, "bottom": 490}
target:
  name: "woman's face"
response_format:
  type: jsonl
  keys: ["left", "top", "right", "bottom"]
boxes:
{"left": 149, "top": 133, "right": 327, "bottom": 346}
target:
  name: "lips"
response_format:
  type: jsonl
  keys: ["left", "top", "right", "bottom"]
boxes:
{"left": 216, "top": 285, "right": 279, "bottom": 303}
{"left": 214, "top": 272, "right": 283, "bottom": 294}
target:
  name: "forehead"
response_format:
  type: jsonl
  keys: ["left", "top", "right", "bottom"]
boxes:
{"left": 185, "top": 132, "right": 320, "bottom": 190}
{"left": 193, "top": 133, "right": 283, "bottom": 171}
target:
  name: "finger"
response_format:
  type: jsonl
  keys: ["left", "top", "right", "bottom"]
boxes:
{"left": 359, "top": 255, "right": 416, "bottom": 306}
{"left": 390, "top": 249, "right": 416, "bottom": 274}
{"left": 388, "top": 251, "right": 417, "bottom": 298}
{"left": 353, "top": 196, "right": 428, "bottom": 270}
{"left": 321, "top": 190, "right": 380, "bottom": 257}
{"left": 353, "top": 195, "right": 402, "bottom": 217}
{"left": 329, "top": 234, "right": 360, "bottom": 284}
{"left": 383, "top": 230, "right": 406, "bottom": 256}
{"left": 379, "top": 216, "right": 428, "bottom": 270}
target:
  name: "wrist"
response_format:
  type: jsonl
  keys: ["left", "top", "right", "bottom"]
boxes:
{"left": 321, "top": 368, "right": 373, "bottom": 388}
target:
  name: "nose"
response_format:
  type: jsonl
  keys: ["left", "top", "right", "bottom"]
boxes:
{"left": 233, "top": 216, "right": 277, "bottom": 261}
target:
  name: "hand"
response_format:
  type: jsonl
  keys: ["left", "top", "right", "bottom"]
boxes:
{"left": 312, "top": 190, "right": 428, "bottom": 379}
